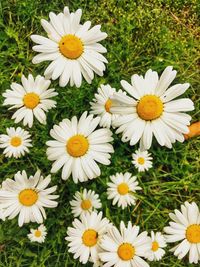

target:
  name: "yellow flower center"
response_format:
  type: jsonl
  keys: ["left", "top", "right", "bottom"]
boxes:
{"left": 66, "top": 135, "right": 89, "bottom": 157}
{"left": 34, "top": 230, "right": 42, "bottom": 237}
{"left": 105, "top": 99, "right": 112, "bottom": 113}
{"left": 19, "top": 189, "right": 38, "bottom": 206}
{"left": 117, "top": 183, "right": 129, "bottom": 195}
{"left": 10, "top": 136, "right": 22, "bottom": 147}
{"left": 137, "top": 157, "right": 145, "bottom": 165}
{"left": 82, "top": 229, "right": 98, "bottom": 247}
{"left": 59, "top": 34, "right": 84, "bottom": 59}
{"left": 23, "top": 93, "right": 40, "bottom": 109}
{"left": 137, "top": 95, "right": 163, "bottom": 121}
{"left": 152, "top": 241, "right": 159, "bottom": 252}
{"left": 186, "top": 224, "right": 200, "bottom": 243}
{"left": 81, "top": 199, "right": 92, "bottom": 210}
{"left": 117, "top": 243, "right": 135, "bottom": 261}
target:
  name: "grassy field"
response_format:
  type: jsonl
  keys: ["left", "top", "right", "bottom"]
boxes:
{"left": 0, "top": 0, "right": 199, "bottom": 266}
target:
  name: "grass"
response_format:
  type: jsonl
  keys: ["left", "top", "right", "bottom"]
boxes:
{"left": 0, "top": 0, "right": 199, "bottom": 266}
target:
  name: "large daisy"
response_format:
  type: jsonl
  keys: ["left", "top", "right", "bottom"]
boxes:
{"left": 164, "top": 201, "right": 200, "bottom": 264}
{"left": 0, "top": 170, "right": 59, "bottom": 227}
{"left": 46, "top": 111, "right": 114, "bottom": 183}
{"left": 31, "top": 6, "right": 108, "bottom": 88}
{"left": 146, "top": 231, "right": 167, "bottom": 261}
{"left": 70, "top": 188, "right": 102, "bottom": 217}
{"left": 65, "top": 211, "right": 110, "bottom": 265}
{"left": 90, "top": 84, "right": 124, "bottom": 128}
{"left": 111, "top": 66, "right": 194, "bottom": 149}
{"left": 3, "top": 74, "right": 58, "bottom": 128}
{"left": 99, "top": 221, "right": 151, "bottom": 267}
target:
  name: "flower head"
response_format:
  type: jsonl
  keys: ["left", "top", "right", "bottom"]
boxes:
{"left": 132, "top": 149, "right": 153, "bottom": 172}
{"left": 28, "top": 224, "right": 47, "bottom": 243}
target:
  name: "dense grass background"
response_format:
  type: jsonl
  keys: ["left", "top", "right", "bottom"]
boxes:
{"left": 0, "top": 0, "right": 199, "bottom": 266}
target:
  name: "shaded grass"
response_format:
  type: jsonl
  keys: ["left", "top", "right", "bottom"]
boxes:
{"left": 0, "top": 0, "right": 200, "bottom": 266}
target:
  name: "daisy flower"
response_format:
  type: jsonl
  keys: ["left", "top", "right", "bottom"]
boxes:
{"left": 0, "top": 127, "right": 32, "bottom": 158}
{"left": 111, "top": 66, "right": 194, "bottom": 149}
{"left": 65, "top": 211, "right": 110, "bottom": 265}
{"left": 164, "top": 201, "right": 200, "bottom": 264}
{"left": 90, "top": 84, "right": 124, "bottom": 128}
{"left": 28, "top": 224, "right": 47, "bottom": 243}
{"left": 70, "top": 188, "right": 102, "bottom": 217}
{"left": 3, "top": 74, "right": 58, "bottom": 128}
{"left": 107, "top": 172, "right": 141, "bottom": 209}
{"left": 146, "top": 231, "right": 167, "bottom": 261}
{"left": 0, "top": 170, "right": 59, "bottom": 227}
{"left": 99, "top": 221, "right": 151, "bottom": 267}
{"left": 46, "top": 111, "right": 114, "bottom": 183}
{"left": 132, "top": 149, "right": 153, "bottom": 172}
{"left": 31, "top": 6, "right": 108, "bottom": 88}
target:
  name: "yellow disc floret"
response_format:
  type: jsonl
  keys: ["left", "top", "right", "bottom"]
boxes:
{"left": 152, "top": 241, "right": 159, "bottom": 251}
{"left": 67, "top": 135, "right": 89, "bottom": 157}
{"left": 117, "top": 243, "right": 135, "bottom": 261}
{"left": 186, "top": 224, "right": 200, "bottom": 243}
{"left": 105, "top": 99, "right": 112, "bottom": 113}
{"left": 82, "top": 229, "right": 98, "bottom": 247}
{"left": 10, "top": 136, "right": 22, "bottom": 147}
{"left": 137, "top": 95, "right": 163, "bottom": 121}
{"left": 137, "top": 157, "right": 145, "bottom": 165}
{"left": 117, "top": 183, "right": 129, "bottom": 195}
{"left": 19, "top": 189, "right": 38, "bottom": 206}
{"left": 34, "top": 230, "right": 42, "bottom": 237}
{"left": 23, "top": 93, "right": 40, "bottom": 109}
{"left": 81, "top": 199, "right": 92, "bottom": 210}
{"left": 59, "top": 34, "right": 83, "bottom": 59}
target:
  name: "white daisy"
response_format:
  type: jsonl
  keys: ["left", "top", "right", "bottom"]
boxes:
{"left": 164, "top": 201, "right": 200, "bottom": 264}
{"left": 111, "top": 66, "right": 194, "bottom": 149}
{"left": 31, "top": 6, "right": 108, "bottom": 88}
{"left": 0, "top": 127, "right": 32, "bottom": 158}
{"left": 132, "top": 149, "right": 153, "bottom": 172}
{"left": 65, "top": 211, "right": 110, "bottom": 265}
{"left": 28, "top": 224, "right": 47, "bottom": 243}
{"left": 107, "top": 172, "right": 141, "bottom": 209}
{"left": 70, "top": 188, "right": 102, "bottom": 217}
{"left": 146, "top": 231, "right": 167, "bottom": 261}
{"left": 99, "top": 221, "right": 151, "bottom": 267}
{"left": 3, "top": 74, "right": 58, "bottom": 128}
{"left": 46, "top": 111, "right": 114, "bottom": 183}
{"left": 0, "top": 170, "right": 59, "bottom": 227}
{"left": 90, "top": 84, "right": 124, "bottom": 128}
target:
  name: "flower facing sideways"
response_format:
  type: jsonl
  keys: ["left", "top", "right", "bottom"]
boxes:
{"left": 164, "top": 201, "right": 200, "bottom": 264}
{"left": 0, "top": 170, "right": 59, "bottom": 227}
{"left": 46, "top": 111, "right": 114, "bottom": 183}
{"left": 3, "top": 74, "right": 58, "bottom": 128}
{"left": 28, "top": 224, "right": 47, "bottom": 243}
{"left": 0, "top": 127, "right": 32, "bottom": 158}
{"left": 31, "top": 6, "right": 108, "bottom": 87}
{"left": 111, "top": 66, "right": 194, "bottom": 150}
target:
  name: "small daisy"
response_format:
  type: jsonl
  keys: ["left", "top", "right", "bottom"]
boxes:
{"left": 28, "top": 224, "right": 47, "bottom": 243}
{"left": 132, "top": 149, "right": 153, "bottom": 172}
{"left": 0, "top": 127, "right": 32, "bottom": 158}
{"left": 70, "top": 188, "right": 102, "bottom": 217}
{"left": 3, "top": 74, "right": 58, "bottom": 128}
{"left": 146, "top": 231, "right": 167, "bottom": 261}
{"left": 111, "top": 66, "right": 194, "bottom": 149}
{"left": 31, "top": 6, "right": 107, "bottom": 88}
{"left": 46, "top": 111, "right": 114, "bottom": 183}
{"left": 90, "top": 84, "right": 124, "bottom": 128}
{"left": 65, "top": 211, "right": 110, "bottom": 265}
{"left": 107, "top": 172, "right": 141, "bottom": 209}
{"left": 164, "top": 201, "right": 200, "bottom": 264}
{"left": 0, "top": 170, "right": 59, "bottom": 227}
{"left": 99, "top": 221, "right": 151, "bottom": 267}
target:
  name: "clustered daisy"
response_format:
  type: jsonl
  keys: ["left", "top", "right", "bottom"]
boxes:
{"left": 70, "top": 188, "right": 102, "bottom": 217}
{"left": 0, "top": 4, "right": 197, "bottom": 267}
{"left": 0, "top": 127, "right": 32, "bottom": 158}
